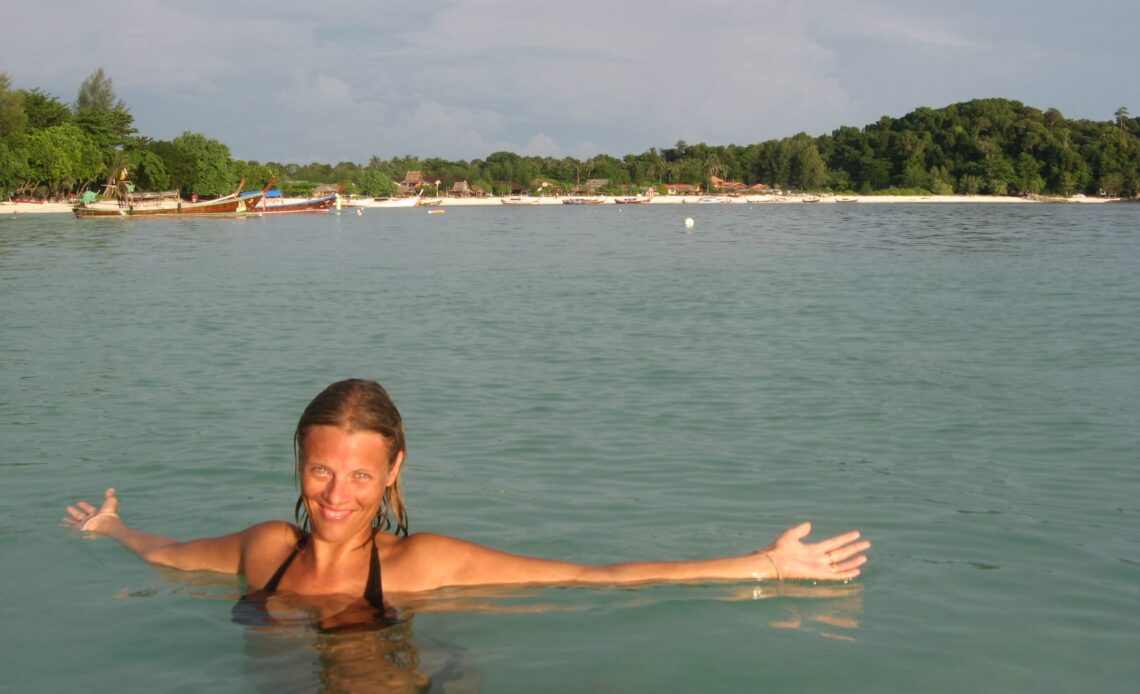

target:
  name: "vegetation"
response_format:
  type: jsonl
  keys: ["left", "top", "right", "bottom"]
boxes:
{"left": 1, "top": 70, "right": 1136, "bottom": 200}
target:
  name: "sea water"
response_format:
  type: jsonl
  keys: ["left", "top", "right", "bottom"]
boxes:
{"left": 1, "top": 203, "right": 1137, "bottom": 692}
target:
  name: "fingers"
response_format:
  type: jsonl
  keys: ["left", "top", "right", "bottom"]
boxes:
{"left": 64, "top": 502, "right": 95, "bottom": 522}
{"left": 778, "top": 522, "right": 812, "bottom": 544}
{"left": 828, "top": 539, "right": 871, "bottom": 563}
{"left": 816, "top": 531, "right": 863, "bottom": 553}
{"left": 62, "top": 491, "right": 121, "bottom": 530}
{"left": 820, "top": 541, "right": 869, "bottom": 581}
{"left": 100, "top": 488, "right": 119, "bottom": 513}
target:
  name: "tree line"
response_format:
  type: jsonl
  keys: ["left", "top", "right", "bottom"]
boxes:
{"left": 2, "top": 69, "right": 1136, "bottom": 200}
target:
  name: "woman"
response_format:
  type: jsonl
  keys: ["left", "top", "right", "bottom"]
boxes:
{"left": 65, "top": 379, "right": 870, "bottom": 627}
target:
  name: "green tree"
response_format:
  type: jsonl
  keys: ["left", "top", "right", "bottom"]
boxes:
{"left": 75, "top": 68, "right": 126, "bottom": 112}
{"left": 788, "top": 135, "right": 827, "bottom": 191}
{"left": 357, "top": 167, "right": 396, "bottom": 196}
{"left": 167, "top": 131, "right": 236, "bottom": 196}
{"left": 900, "top": 158, "right": 931, "bottom": 190}
{"left": 73, "top": 68, "right": 135, "bottom": 151}
{"left": 0, "top": 138, "right": 31, "bottom": 196}
{"left": 0, "top": 72, "right": 27, "bottom": 137}
{"left": 1013, "top": 153, "right": 1045, "bottom": 195}
{"left": 20, "top": 89, "right": 71, "bottom": 129}
{"left": 128, "top": 147, "right": 171, "bottom": 191}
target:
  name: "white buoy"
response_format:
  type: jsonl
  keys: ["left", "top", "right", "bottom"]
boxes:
{"left": 684, "top": 217, "right": 695, "bottom": 229}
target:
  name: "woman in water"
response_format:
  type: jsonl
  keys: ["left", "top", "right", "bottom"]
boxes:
{"left": 65, "top": 379, "right": 870, "bottom": 628}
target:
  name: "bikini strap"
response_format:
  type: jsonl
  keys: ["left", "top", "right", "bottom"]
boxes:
{"left": 262, "top": 533, "right": 308, "bottom": 592}
{"left": 364, "top": 531, "right": 384, "bottom": 610}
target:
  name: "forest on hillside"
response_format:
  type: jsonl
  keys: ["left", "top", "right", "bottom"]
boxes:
{"left": 2, "top": 69, "right": 1137, "bottom": 200}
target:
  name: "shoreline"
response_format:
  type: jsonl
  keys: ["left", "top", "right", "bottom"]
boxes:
{"left": 3, "top": 193, "right": 1126, "bottom": 215}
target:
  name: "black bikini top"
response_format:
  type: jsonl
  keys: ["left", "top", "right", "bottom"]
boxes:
{"left": 233, "top": 532, "right": 395, "bottom": 632}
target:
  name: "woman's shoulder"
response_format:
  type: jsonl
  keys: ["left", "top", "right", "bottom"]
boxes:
{"left": 239, "top": 521, "right": 304, "bottom": 586}
{"left": 242, "top": 520, "right": 302, "bottom": 547}
{"left": 381, "top": 530, "right": 453, "bottom": 551}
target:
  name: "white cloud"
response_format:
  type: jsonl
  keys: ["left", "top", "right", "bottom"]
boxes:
{"left": 2, "top": 0, "right": 1137, "bottom": 162}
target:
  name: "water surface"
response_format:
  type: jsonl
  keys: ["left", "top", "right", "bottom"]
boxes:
{"left": 2, "top": 203, "right": 1137, "bottom": 691}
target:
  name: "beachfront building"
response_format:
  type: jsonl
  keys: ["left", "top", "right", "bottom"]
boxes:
{"left": 400, "top": 171, "right": 425, "bottom": 190}
{"left": 710, "top": 176, "right": 748, "bottom": 195}
{"left": 749, "top": 182, "right": 780, "bottom": 195}
{"left": 449, "top": 180, "right": 486, "bottom": 198}
{"left": 582, "top": 178, "right": 609, "bottom": 194}
{"left": 664, "top": 183, "right": 702, "bottom": 195}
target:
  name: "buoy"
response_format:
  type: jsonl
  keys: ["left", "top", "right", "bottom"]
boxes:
{"left": 684, "top": 217, "right": 695, "bottom": 228}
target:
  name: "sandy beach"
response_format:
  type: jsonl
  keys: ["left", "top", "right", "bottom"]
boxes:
{"left": 3, "top": 193, "right": 1122, "bottom": 215}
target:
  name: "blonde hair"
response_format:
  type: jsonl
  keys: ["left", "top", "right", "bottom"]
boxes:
{"left": 293, "top": 379, "right": 409, "bottom": 536}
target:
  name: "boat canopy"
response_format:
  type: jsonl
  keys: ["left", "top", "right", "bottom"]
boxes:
{"left": 241, "top": 188, "right": 283, "bottom": 198}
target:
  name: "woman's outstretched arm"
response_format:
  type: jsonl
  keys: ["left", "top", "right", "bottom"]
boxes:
{"left": 62, "top": 487, "right": 270, "bottom": 574}
{"left": 386, "top": 522, "right": 869, "bottom": 593}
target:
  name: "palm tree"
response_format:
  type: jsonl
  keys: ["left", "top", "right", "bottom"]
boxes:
{"left": 103, "top": 151, "right": 132, "bottom": 199}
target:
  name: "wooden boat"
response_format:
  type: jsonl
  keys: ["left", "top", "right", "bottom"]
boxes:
{"left": 268, "top": 194, "right": 336, "bottom": 213}
{"left": 361, "top": 197, "right": 418, "bottom": 208}
{"left": 252, "top": 193, "right": 337, "bottom": 214}
{"left": 73, "top": 180, "right": 261, "bottom": 218}
{"left": 352, "top": 189, "right": 425, "bottom": 208}
{"left": 248, "top": 180, "right": 341, "bottom": 214}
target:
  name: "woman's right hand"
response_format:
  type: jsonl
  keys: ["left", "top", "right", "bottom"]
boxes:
{"left": 761, "top": 522, "right": 870, "bottom": 581}
{"left": 63, "top": 487, "right": 121, "bottom": 533}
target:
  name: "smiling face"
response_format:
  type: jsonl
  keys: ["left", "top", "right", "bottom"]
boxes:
{"left": 299, "top": 425, "right": 405, "bottom": 544}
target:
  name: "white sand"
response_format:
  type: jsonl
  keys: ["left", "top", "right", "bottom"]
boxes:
{"left": 4, "top": 193, "right": 1121, "bottom": 215}
{"left": 1, "top": 201, "right": 74, "bottom": 215}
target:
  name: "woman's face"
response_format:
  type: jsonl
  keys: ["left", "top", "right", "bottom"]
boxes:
{"left": 299, "top": 425, "right": 404, "bottom": 543}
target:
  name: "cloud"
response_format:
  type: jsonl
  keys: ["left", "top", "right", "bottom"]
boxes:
{"left": 2, "top": 0, "right": 1137, "bottom": 163}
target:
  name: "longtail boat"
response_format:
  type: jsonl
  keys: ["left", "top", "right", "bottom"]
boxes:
{"left": 254, "top": 193, "right": 338, "bottom": 214}
{"left": 244, "top": 177, "right": 341, "bottom": 214}
{"left": 73, "top": 180, "right": 261, "bottom": 218}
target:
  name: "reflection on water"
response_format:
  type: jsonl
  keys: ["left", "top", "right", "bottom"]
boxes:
{"left": 242, "top": 616, "right": 433, "bottom": 693}
{"left": 235, "top": 581, "right": 863, "bottom": 691}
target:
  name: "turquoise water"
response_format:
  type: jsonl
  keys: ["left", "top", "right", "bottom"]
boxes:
{"left": 2, "top": 203, "right": 1137, "bottom": 692}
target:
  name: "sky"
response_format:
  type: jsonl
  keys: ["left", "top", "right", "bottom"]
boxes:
{"left": 3, "top": 0, "right": 1137, "bottom": 165}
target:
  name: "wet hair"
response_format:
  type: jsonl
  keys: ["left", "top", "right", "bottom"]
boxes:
{"left": 293, "top": 379, "right": 409, "bottom": 536}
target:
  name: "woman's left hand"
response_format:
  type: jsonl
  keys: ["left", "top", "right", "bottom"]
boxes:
{"left": 62, "top": 488, "right": 121, "bottom": 534}
{"left": 762, "top": 522, "right": 869, "bottom": 581}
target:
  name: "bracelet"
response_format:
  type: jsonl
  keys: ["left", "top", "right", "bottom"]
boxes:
{"left": 81, "top": 511, "right": 119, "bottom": 532}
{"left": 760, "top": 551, "right": 781, "bottom": 580}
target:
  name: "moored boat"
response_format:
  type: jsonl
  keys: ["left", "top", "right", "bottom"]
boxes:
{"left": 350, "top": 188, "right": 425, "bottom": 208}
{"left": 254, "top": 193, "right": 337, "bottom": 214}
{"left": 245, "top": 179, "right": 341, "bottom": 214}
{"left": 72, "top": 180, "right": 261, "bottom": 218}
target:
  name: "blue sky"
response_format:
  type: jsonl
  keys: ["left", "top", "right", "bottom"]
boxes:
{"left": 3, "top": 0, "right": 1137, "bottom": 164}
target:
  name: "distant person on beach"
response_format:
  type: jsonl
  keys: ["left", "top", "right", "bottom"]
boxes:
{"left": 65, "top": 378, "right": 870, "bottom": 630}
